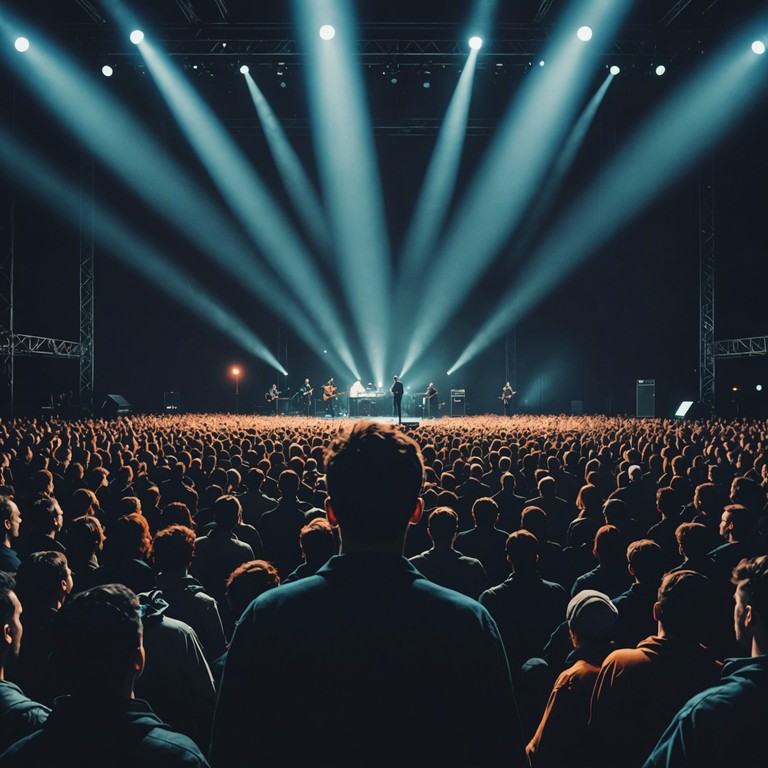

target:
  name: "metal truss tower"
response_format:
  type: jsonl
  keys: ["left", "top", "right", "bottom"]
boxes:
{"left": 79, "top": 151, "right": 95, "bottom": 413}
{"left": 699, "top": 164, "right": 715, "bottom": 412}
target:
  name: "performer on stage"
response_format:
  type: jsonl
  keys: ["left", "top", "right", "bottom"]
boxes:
{"left": 266, "top": 383, "right": 280, "bottom": 415}
{"left": 323, "top": 378, "right": 337, "bottom": 418}
{"left": 391, "top": 375, "right": 404, "bottom": 424}
{"left": 424, "top": 382, "right": 438, "bottom": 419}
{"left": 299, "top": 378, "right": 313, "bottom": 417}
{"left": 501, "top": 381, "right": 517, "bottom": 416}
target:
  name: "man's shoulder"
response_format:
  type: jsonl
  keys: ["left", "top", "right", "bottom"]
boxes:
{"left": 141, "top": 725, "right": 210, "bottom": 766}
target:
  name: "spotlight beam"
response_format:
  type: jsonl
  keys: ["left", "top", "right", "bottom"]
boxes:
{"left": 397, "top": 46, "right": 480, "bottom": 302}
{"left": 126, "top": 28, "right": 357, "bottom": 376}
{"left": 0, "top": 128, "right": 286, "bottom": 373}
{"left": 503, "top": 73, "right": 615, "bottom": 273}
{"left": 293, "top": 0, "right": 393, "bottom": 386}
{"left": 449, "top": 17, "right": 768, "bottom": 374}
{"left": 400, "top": 0, "right": 634, "bottom": 376}
{"left": 0, "top": 8, "right": 359, "bottom": 380}
{"left": 242, "top": 71, "right": 333, "bottom": 259}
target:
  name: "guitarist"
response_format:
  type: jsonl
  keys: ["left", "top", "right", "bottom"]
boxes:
{"left": 501, "top": 382, "right": 517, "bottom": 416}
{"left": 424, "top": 382, "right": 438, "bottom": 419}
{"left": 265, "top": 383, "right": 280, "bottom": 414}
{"left": 299, "top": 378, "right": 314, "bottom": 417}
{"left": 322, "top": 378, "right": 337, "bottom": 418}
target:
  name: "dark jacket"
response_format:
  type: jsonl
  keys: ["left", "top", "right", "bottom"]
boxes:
{"left": 0, "top": 681, "right": 49, "bottom": 754}
{"left": 211, "top": 552, "right": 526, "bottom": 768}
{"left": 643, "top": 655, "right": 768, "bottom": 768}
{"left": 0, "top": 695, "right": 208, "bottom": 767}
{"left": 409, "top": 547, "right": 488, "bottom": 599}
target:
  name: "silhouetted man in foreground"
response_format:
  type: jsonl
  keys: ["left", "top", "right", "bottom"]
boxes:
{"left": 211, "top": 421, "right": 526, "bottom": 768}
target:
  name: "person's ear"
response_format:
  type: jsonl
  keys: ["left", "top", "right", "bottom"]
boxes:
{"left": 652, "top": 601, "right": 662, "bottom": 623}
{"left": 325, "top": 497, "right": 338, "bottom": 527}
{"left": 743, "top": 603, "right": 754, "bottom": 630}
{"left": 409, "top": 498, "right": 424, "bottom": 525}
{"left": 2, "top": 622, "right": 11, "bottom": 649}
{"left": 133, "top": 644, "right": 146, "bottom": 679}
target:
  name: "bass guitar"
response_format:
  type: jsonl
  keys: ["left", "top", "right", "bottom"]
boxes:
{"left": 322, "top": 390, "right": 347, "bottom": 401}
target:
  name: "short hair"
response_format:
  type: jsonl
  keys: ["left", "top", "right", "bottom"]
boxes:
{"left": 521, "top": 506, "right": 548, "bottom": 538}
{"left": 472, "top": 497, "right": 499, "bottom": 526}
{"left": 214, "top": 495, "right": 242, "bottom": 530}
{"left": 0, "top": 571, "right": 16, "bottom": 640}
{"left": 30, "top": 469, "right": 54, "bottom": 494}
{"left": 627, "top": 539, "right": 666, "bottom": 584}
{"left": 15, "top": 551, "right": 69, "bottom": 607}
{"left": 68, "top": 488, "right": 100, "bottom": 518}
{"left": 299, "top": 518, "right": 335, "bottom": 562}
{"left": 25, "top": 498, "right": 62, "bottom": 536}
{"left": 602, "top": 498, "right": 629, "bottom": 528}
{"left": 538, "top": 476, "right": 556, "bottom": 497}
{"left": 657, "top": 570, "right": 715, "bottom": 642}
{"left": 158, "top": 502, "right": 194, "bottom": 532}
{"left": 656, "top": 487, "right": 681, "bottom": 519}
{"left": 278, "top": 470, "right": 300, "bottom": 497}
{"left": 64, "top": 516, "right": 104, "bottom": 561}
{"left": 52, "top": 584, "right": 142, "bottom": 694}
{"left": 244, "top": 468, "right": 265, "bottom": 491}
{"left": 723, "top": 504, "right": 755, "bottom": 539}
{"left": 324, "top": 422, "right": 424, "bottom": 543}
{"left": 505, "top": 530, "right": 539, "bottom": 570}
{"left": 593, "top": 525, "right": 626, "bottom": 563}
{"left": 226, "top": 560, "right": 280, "bottom": 618}
{"left": 109, "top": 514, "right": 151, "bottom": 560}
{"left": 152, "top": 525, "right": 196, "bottom": 572}
{"left": 428, "top": 507, "right": 458, "bottom": 545}
{"left": 675, "top": 522, "right": 711, "bottom": 560}
{"left": 0, "top": 497, "right": 16, "bottom": 527}
{"left": 732, "top": 556, "right": 768, "bottom": 622}
{"left": 116, "top": 496, "right": 141, "bottom": 517}
{"left": 730, "top": 476, "right": 765, "bottom": 512}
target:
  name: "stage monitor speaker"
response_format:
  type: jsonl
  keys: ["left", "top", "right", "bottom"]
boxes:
{"left": 102, "top": 393, "right": 131, "bottom": 416}
{"left": 450, "top": 389, "right": 466, "bottom": 417}
{"left": 636, "top": 380, "right": 655, "bottom": 418}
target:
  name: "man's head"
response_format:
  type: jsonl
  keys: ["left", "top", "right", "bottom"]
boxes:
{"left": 52, "top": 584, "right": 143, "bottom": 698}
{"left": 152, "top": 525, "right": 196, "bottom": 573}
{"left": 626, "top": 539, "right": 666, "bottom": 585}
{"left": 26, "top": 497, "right": 64, "bottom": 537}
{"left": 654, "top": 570, "right": 715, "bottom": 643}
{"left": 392, "top": 376, "right": 398, "bottom": 382}
{"left": 567, "top": 589, "right": 618, "bottom": 647}
{"left": 521, "top": 505, "right": 548, "bottom": 540}
{"left": 299, "top": 518, "right": 336, "bottom": 566}
{"left": 0, "top": 572, "right": 22, "bottom": 672}
{"left": 675, "top": 522, "right": 711, "bottom": 561}
{"left": 15, "top": 551, "right": 73, "bottom": 610}
{"left": 537, "top": 476, "right": 556, "bottom": 499}
{"left": 719, "top": 504, "right": 754, "bottom": 543}
{"left": 0, "top": 497, "right": 21, "bottom": 545}
{"left": 226, "top": 560, "right": 280, "bottom": 619}
{"left": 324, "top": 422, "right": 423, "bottom": 548}
{"left": 214, "top": 495, "right": 243, "bottom": 530}
{"left": 427, "top": 507, "right": 459, "bottom": 548}
{"left": 472, "top": 497, "right": 499, "bottom": 528}
{"left": 732, "top": 556, "right": 768, "bottom": 654}
{"left": 505, "top": 530, "right": 539, "bottom": 574}
{"left": 278, "top": 469, "right": 301, "bottom": 499}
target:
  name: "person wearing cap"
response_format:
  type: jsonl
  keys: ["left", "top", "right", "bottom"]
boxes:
{"left": 526, "top": 589, "right": 618, "bottom": 768}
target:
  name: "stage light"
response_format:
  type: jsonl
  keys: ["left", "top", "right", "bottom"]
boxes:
{"left": 469, "top": 36, "right": 483, "bottom": 50}
{"left": 757, "top": 384, "right": 763, "bottom": 392}
{"left": 14, "top": 37, "right": 29, "bottom": 52}
{"left": 419, "top": 66, "right": 432, "bottom": 89}
{"left": 130, "top": 29, "right": 144, "bottom": 45}
{"left": 239, "top": 64, "right": 249, "bottom": 75}
{"left": 102, "top": 65, "right": 114, "bottom": 77}
{"left": 539, "top": 60, "right": 545, "bottom": 67}
{"left": 319, "top": 25, "right": 336, "bottom": 40}
{"left": 753, "top": 41, "right": 766, "bottom": 55}
{"left": 610, "top": 65, "right": 620, "bottom": 75}
{"left": 655, "top": 64, "right": 666, "bottom": 76}
{"left": 385, "top": 60, "right": 399, "bottom": 84}
{"left": 577, "top": 26, "right": 593, "bottom": 42}
{"left": 231, "top": 367, "right": 240, "bottom": 376}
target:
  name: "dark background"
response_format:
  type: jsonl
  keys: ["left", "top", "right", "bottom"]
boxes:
{"left": 1, "top": 0, "right": 766, "bottom": 417}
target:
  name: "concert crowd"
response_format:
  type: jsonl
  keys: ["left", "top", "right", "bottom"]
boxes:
{"left": 0, "top": 412, "right": 766, "bottom": 767}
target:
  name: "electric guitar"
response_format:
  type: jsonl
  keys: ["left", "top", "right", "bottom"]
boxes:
{"left": 500, "top": 390, "right": 517, "bottom": 403}
{"left": 301, "top": 387, "right": 314, "bottom": 399}
{"left": 265, "top": 389, "right": 283, "bottom": 403}
{"left": 323, "top": 389, "right": 347, "bottom": 401}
